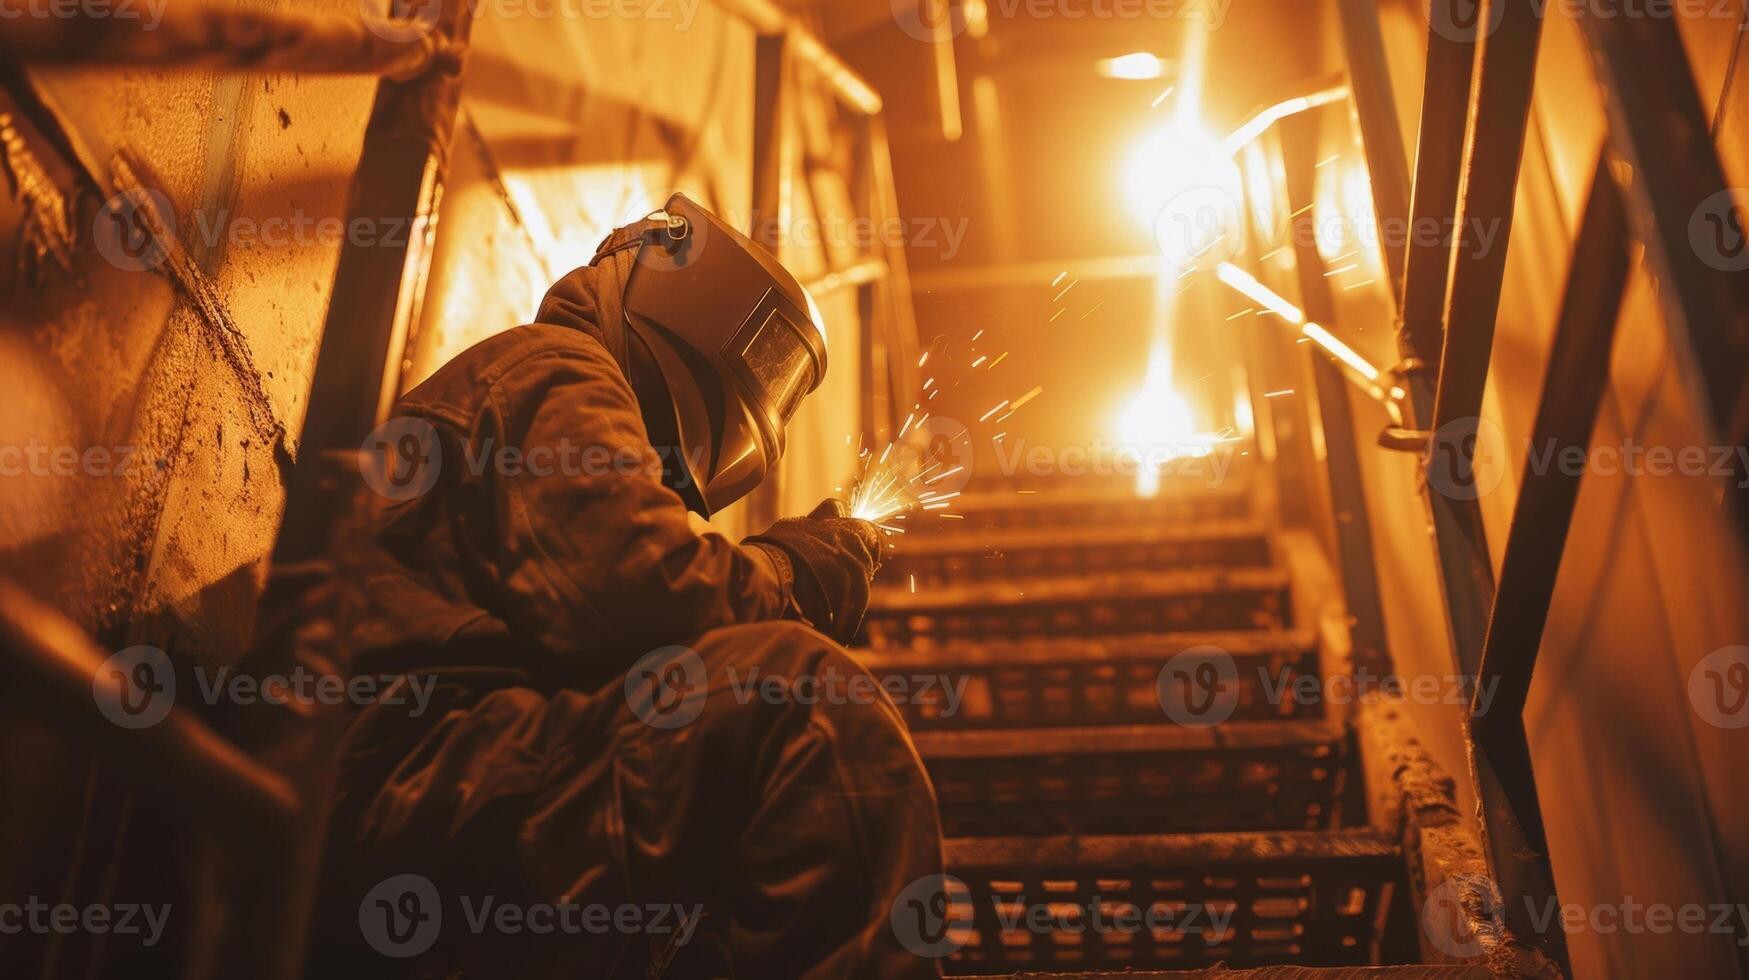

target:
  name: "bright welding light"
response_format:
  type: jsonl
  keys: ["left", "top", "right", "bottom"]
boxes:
{"left": 1098, "top": 52, "right": 1167, "bottom": 80}
{"left": 1216, "top": 263, "right": 1304, "bottom": 323}
{"left": 1123, "top": 117, "right": 1241, "bottom": 234}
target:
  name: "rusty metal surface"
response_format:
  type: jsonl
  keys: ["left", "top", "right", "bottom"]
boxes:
{"left": 855, "top": 629, "right": 1322, "bottom": 731}
{"left": 865, "top": 567, "right": 1292, "bottom": 649}
{"left": 943, "top": 830, "right": 1399, "bottom": 974}
{"left": 892, "top": 518, "right": 1273, "bottom": 559}
{"left": 921, "top": 720, "right": 1348, "bottom": 838}
{"left": 0, "top": 1, "right": 464, "bottom": 80}
{"left": 856, "top": 628, "right": 1319, "bottom": 670}
{"left": 1355, "top": 697, "right": 1557, "bottom": 978}
{"left": 989, "top": 967, "right": 1492, "bottom": 979}
{"left": 916, "top": 720, "right": 1346, "bottom": 760}
{"left": 948, "top": 829, "right": 1397, "bottom": 869}
{"left": 0, "top": 106, "right": 75, "bottom": 285}
{"left": 884, "top": 519, "right": 1275, "bottom": 587}
{"left": 872, "top": 566, "right": 1292, "bottom": 611}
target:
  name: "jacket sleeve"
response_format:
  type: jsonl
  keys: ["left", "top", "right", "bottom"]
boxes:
{"left": 460, "top": 329, "right": 798, "bottom": 667}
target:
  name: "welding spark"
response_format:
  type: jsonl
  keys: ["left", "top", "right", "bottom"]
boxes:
{"left": 848, "top": 459, "right": 914, "bottom": 524}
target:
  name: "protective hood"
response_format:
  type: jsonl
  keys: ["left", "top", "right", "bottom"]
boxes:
{"left": 536, "top": 195, "right": 827, "bottom": 518}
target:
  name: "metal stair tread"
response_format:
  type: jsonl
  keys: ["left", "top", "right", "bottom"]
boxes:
{"left": 887, "top": 518, "right": 1272, "bottom": 557}
{"left": 852, "top": 627, "right": 1318, "bottom": 670}
{"left": 946, "top": 828, "right": 1397, "bottom": 871}
{"left": 913, "top": 719, "right": 1345, "bottom": 761}
{"left": 870, "top": 566, "right": 1292, "bottom": 611}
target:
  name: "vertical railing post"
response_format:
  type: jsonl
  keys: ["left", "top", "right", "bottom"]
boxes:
{"left": 1335, "top": 0, "right": 1412, "bottom": 305}
{"left": 1394, "top": 0, "right": 1482, "bottom": 430}
{"left": 276, "top": 4, "right": 476, "bottom": 562}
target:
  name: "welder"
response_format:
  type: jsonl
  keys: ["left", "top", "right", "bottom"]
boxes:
{"left": 311, "top": 194, "right": 943, "bottom": 978}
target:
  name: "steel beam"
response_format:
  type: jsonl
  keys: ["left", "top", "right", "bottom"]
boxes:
{"left": 1335, "top": 0, "right": 1414, "bottom": 304}
{"left": 1396, "top": 0, "right": 1483, "bottom": 427}
{"left": 1579, "top": 8, "right": 1749, "bottom": 523}
{"left": 1472, "top": 157, "right": 1628, "bottom": 729}
{"left": 1281, "top": 118, "right": 1394, "bottom": 677}
{"left": 275, "top": 0, "right": 475, "bottom": 562}
{"left": 1470, "top": 158, "right": 1629, "bottom": 978}
{"left": 1412, "top": 0, "right": 1563, "bottom": 966}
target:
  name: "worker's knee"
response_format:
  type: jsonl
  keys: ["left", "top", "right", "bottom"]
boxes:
{"left": 689, "top": 620, "right": 912, "bottom": 740}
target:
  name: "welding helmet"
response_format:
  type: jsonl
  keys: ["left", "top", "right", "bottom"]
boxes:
{"left": 615, "top": 193, "right": 828, "bottom": 517}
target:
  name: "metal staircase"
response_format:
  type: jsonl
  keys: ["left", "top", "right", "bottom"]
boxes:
{"left": 854, "top": 467, "right": 1504, "bottom": 978}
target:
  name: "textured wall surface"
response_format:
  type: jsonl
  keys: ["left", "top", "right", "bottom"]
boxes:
{"left": 0, "top": 0, "right": 378, "bottom": 662}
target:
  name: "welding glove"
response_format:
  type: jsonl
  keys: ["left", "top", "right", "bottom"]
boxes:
{"left": 745, "top": 499, "right": 884, "bottom": 644}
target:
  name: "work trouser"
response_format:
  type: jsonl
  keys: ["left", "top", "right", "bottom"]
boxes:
{"left": 311, "top": 620, "right": 944, "bottom": 979}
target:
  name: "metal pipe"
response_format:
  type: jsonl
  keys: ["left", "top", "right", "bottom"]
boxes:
{"left": 711, "top": 0, "right": 883, "bottom": 115}
{"left": 1219, "top": 77, "right": 1351, "bottom": 157}
{"left": 1395, "top": 0, "right": 1482, "bottom": 430}
{"left": 0, "top": 578, "right": 302, "bottom": 842}
{"left": 0, "top": 0, "right": 883, "bottom": 119}
{"left": 0, "top": 1, "right": 461, "bottom": 80}
{"left": 1428, "top": 2, "right": 1544, "bottom": 434}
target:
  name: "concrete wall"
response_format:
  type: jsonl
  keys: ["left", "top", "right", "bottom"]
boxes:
{"left": 0, "top": 0, "right": 378, "bottom": 661}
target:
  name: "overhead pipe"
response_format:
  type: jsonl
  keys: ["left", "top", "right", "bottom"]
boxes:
{"left": 0, "top": 1, "right": 462, "bottom": 80}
